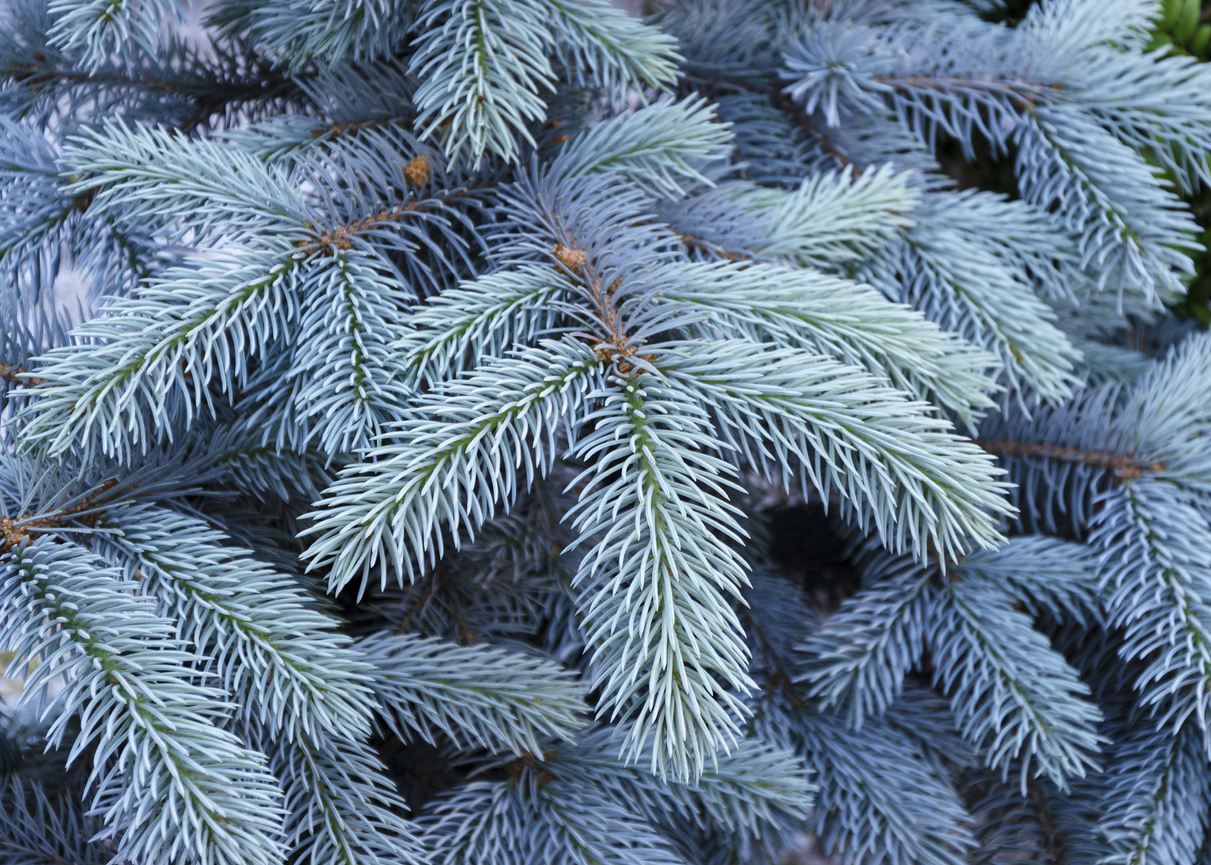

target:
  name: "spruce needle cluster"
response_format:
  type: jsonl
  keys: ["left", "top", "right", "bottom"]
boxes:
{"left": 3, "top": 1, "right": 1211, "bottom": 864}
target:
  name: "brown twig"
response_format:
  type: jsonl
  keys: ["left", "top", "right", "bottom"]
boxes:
{"left": 1, "top": 480, "right": 119, "bottom": 555}
{"left": 676, "top": 231, "right": 747, "bottom": 261}
{"left": 505, "top": 751, "right": 555, "bottom": 786}
{"left": 1027, "top": 773, "right": 1068, "bottom": 865}
{"left": 0, "top": 361, "right": 48, "bottom": 388}
{"left": 307, "top": 202, "right": 420, "bottom": 253}
{"left": 312, "top": 117, "right": 413, "bottom": 139}
{"left": 978, "top": 439, "right": 1165, "bottom": 480}
{"left": 767, "top": 90, "right": 854, "bottom": 169}
{"left": 553, "top": 243, "right": 655, "bottom": 374}
{"left": 9, "top": 61, "right": 185, "bottom": 92}
{"left": 300, "top": 187, "right": 475, "bottom": 255}
{"left": 395, "top": 563, "right": 447, "bottom": 635}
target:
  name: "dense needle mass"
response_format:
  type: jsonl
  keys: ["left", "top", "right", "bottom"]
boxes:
{"left": 3, "top": 1, "right": 1211, "bottom": 864}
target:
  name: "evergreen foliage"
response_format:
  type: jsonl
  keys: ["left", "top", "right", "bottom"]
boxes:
{"left": 3, "top": 1, "right": 1211, "bottom": 863}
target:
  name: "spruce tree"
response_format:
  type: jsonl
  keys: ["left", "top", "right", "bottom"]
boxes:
{"left": 2, "top": 0, "right": 1211, "bottom": 863}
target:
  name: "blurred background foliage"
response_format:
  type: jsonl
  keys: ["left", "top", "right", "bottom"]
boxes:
{"left": 947, "top": 0, "right": 1211, "bottom": 324}
{"left": 1148, "top": 0, "right": 1211, "bottom": 323}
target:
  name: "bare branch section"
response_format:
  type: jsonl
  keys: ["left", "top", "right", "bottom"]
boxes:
{"left": 978, "top": 439, "right": 1165, "bottom": 480}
